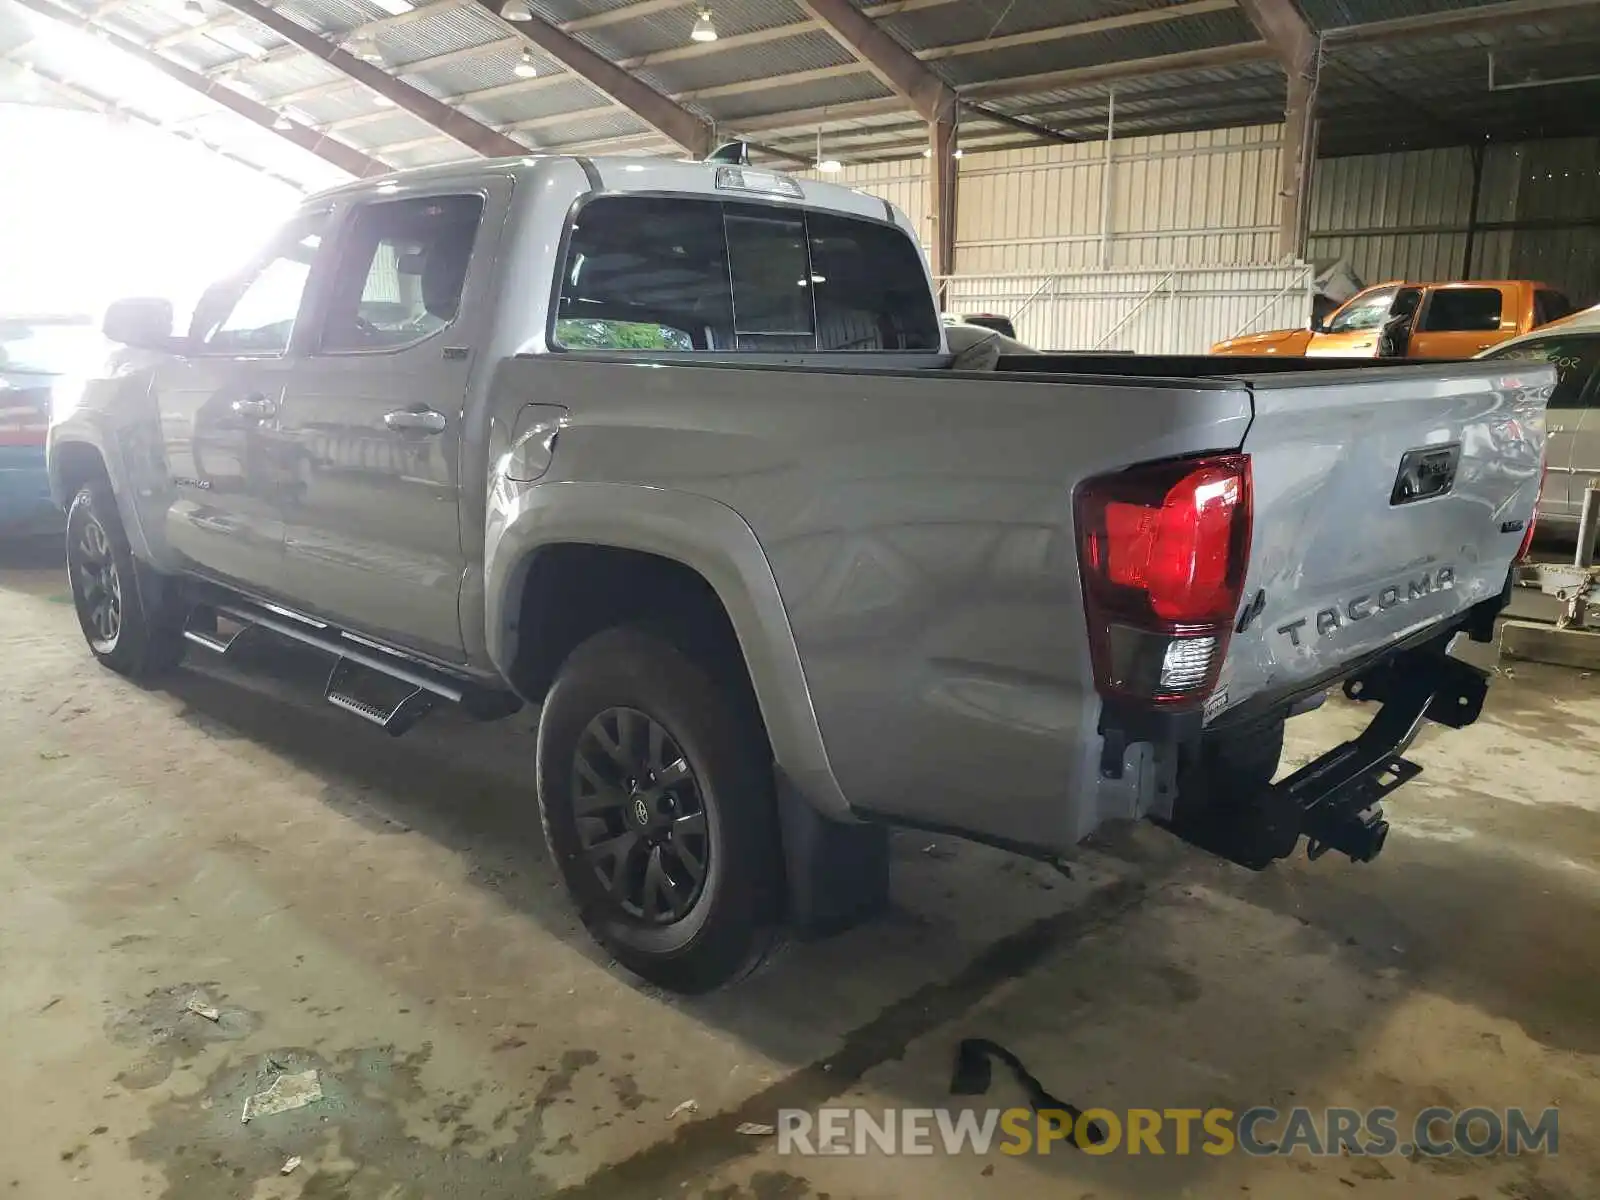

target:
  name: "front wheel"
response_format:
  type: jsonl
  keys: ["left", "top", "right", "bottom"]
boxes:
{"left": 536, "top": 626, "right": 781, "bottom": 993}
{"left": 65, "top": 480, "right": 185, "bottom": 680}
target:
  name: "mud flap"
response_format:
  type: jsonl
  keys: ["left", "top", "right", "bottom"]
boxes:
{"left": 777, "top": 774, "right": 890, "bottom": 937}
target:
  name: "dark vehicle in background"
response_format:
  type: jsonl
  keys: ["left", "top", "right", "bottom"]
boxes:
{"left": 1, "top": 315, "right": 95, "bottom": 537}
{"left": 942, "top": 311, "right": 1018, "bottom": 339}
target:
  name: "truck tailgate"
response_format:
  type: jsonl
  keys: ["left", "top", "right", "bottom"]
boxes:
{"left": 1213, "top": 361, "right": 1550, "bottom": 719}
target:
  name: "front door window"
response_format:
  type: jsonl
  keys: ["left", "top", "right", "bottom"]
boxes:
{"left": 193, "top": 212, "right": 328, "bottom": 355}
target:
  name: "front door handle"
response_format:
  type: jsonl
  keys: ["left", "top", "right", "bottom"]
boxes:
{"left": 384, "top": 407, "right": 447, "bottom": 434}
{"left": 231, "top": 394, "right": 275, "bottom": 419}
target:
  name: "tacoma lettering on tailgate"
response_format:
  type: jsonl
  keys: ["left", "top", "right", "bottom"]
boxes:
{"left": 1274, "top": 567, "right": 1456, "bottom": 647}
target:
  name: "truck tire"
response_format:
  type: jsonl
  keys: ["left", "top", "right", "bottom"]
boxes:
{"left": 1203, "top": 719, "right": 1285, "bottom": 795}
{"left": 536, "top": 625, "right": 781, "bottom": 993}
{"left": 1166, "top": 718, "right": 1296, "bottom": 870}
{"left": 65, "top": 480, "right": 185, "bottom": 681}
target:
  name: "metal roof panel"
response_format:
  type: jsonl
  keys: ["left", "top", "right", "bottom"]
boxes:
{"left": 933, "top": 10, "right": 1259, "bottom": 89}
{"left": 700, "top": 73, "right": 894, "bottom": 123}
{"left": 631, "top": 28, "right": 854, "bottom": 94}
{"left": 572, "top": 0, "right": 807, "bottom": 61}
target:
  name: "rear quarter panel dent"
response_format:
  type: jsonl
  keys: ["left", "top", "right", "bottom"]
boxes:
{"left": 484, "top": 478, "right": 855, "bottom": 820}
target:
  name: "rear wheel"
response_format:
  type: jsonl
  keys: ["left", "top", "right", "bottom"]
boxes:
{"left": 1165, "top": 718, "right": 1295, "bottom": 869}
{"left": 536, "top": 626, "right": 780, "bottom": 993}
{"left": 65, "top": 481, "right": 185, "bottom": 680}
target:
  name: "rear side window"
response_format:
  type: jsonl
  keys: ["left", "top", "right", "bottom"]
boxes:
{"left": 1534, "top": 290, "right": 1573, "bottom": 327}
{"left": 1485, "top": 335, "right": 1600, "bottom": 409}
{"left": 555, "top": 198, "right": 730, "bottom": 352}
{"left": 807, "top": 211, "right": 942, "bottom": 351}
{"left": 554, "top": 195, "right": 939, "bottom": 353}
{"left": 318, "top": 194, "right": 484, "bottom": 353}
{"left": 1420, "top": 287, "right": 1504, "bottom": 333}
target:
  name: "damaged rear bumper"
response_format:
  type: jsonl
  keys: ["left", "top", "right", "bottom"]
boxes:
{"left": 1164, "top": 594, "right": 1500, "bottom": 871}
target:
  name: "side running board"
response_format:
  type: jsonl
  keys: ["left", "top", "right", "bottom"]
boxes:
{"left": 182, "top": 598, "right": 491, "bottom": 737}
{"left": 183, "top": 610, "right": 247, "bottom": 654}
{"left": 324, "top": 657, "right": 437, "bottom": 736}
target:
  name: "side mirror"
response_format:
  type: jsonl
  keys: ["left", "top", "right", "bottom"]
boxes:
{"left": 102, "top": 297, "right": 174, "bottom": 348}
{"left": 1309, "top": 318, "right": 1329, "bottom": 334}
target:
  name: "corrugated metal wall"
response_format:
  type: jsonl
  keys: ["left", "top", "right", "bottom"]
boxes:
{"left": 1307, "top": 145, "right": 1515, "bottom": 286}
{"left": 803, "top": 123, "right": 1282, "bottom": 272}
{"left": 1306, "top": 136, "right": 1600, "bottom": 304}
{"left": 801, "top": 124, "right": 1599, "bottom": 349}
{"left": 797, "top": 156, "right": 931, "bottom": 249}
{"left": 1507, "top": 138, "right": 1600, "bottom": 306}
{"left": 958, "top": 125, "right": 1283, "bottom": 272}
{"left": 943, "top": 265, "right": 1312, "bottom": 353}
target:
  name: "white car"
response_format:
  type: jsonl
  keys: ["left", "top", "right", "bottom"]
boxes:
{"left": 1479, "top": 305, "right": 1600, "bottom": 536}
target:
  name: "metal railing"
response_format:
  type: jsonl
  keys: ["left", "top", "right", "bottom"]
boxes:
{"left": 934, "top": 265, "right": 1316, "bottom": 354}
{"left": 1094, "top": 271, "right": 1174, "bottom": 349}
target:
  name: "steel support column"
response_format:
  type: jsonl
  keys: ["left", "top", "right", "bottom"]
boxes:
{"left": 1279, "top": 56, "right": 1317, "bottom": 262}
{"left": 11, "top": 0, "right": 391, "bottom": 177}
{"left": 929, "top": 116, "right": 957, "bottom": 291}
{"left": 467, "top": 0, "right": 713, "bottom": 158}
{"left": 796, "top": 0, "right": 957, "bottom": 123}
{"left": 1237, "top": 0, "right": 1319, "bottom": 263}
{"left": 215, "top": 0, "right": 529, "bottom": 158}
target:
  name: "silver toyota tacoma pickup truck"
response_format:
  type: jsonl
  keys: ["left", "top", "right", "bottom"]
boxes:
{"left": 49, "top": 155, "right": 1549, "bottom": 992}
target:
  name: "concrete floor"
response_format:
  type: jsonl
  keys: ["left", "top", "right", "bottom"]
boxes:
{"left": 3, "top": 536, "right": 1599, "bottom": 1200}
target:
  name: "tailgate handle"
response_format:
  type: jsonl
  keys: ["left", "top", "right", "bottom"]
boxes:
{"left": 1390, "top": 443, "right": 1461, "bottom": 506}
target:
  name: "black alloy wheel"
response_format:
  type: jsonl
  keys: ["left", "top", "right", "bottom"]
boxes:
{"left": 573, "top": 707, "right": 711, "bottom": 925}
{"left": 535, "top": 625, "right": 782, "bottom": 993}
{"left": 64, "top": 479, "right": 186, "bottom": 680}
{"left": 69, "top": 508, "right": 123, "bottom": 653}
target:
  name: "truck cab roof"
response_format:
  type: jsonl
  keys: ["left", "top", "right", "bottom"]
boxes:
{"left": 308, "top": 154, "right": 902, "bottom": 227}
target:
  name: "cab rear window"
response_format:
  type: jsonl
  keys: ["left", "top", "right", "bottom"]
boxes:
{"left": 553, "top": 195, "right": 940, "bottom": 353}
{"left": 1419, "top": 288, "right": 1503, "bottom": 333}
{"left": 1534, "top": 290, "right": 1573, "bottom": 327}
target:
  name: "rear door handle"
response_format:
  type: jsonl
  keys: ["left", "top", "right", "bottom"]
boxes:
{"left": 231, "top": 394, "right": 275, "bottom": 418}
{"left": 384, "top": 407, "right": 447, "bottom": 434}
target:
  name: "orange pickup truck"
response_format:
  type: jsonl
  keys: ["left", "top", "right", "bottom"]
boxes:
{"left": 1212, "top": 279, "right": 1575, "bottom": 358}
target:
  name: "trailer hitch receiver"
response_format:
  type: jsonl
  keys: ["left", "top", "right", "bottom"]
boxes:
{"left": 1167, "top": 631, "right": 1487, "bottom": 869}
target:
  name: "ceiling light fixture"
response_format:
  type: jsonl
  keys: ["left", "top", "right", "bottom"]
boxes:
{"left": 345, "top": 32, "right": 384, "bottom": 63}
{"left": 183, "top": 0, "right": 204, "bottom": 17}
{"left": 513, "top": 49, "right": 538, "bottom": 77}
{"left": 814, "top": 127, "right": 841, "bottom": 173}
{"left": 272, "top": 110, "right": 293, "bottom": 130}
{"left": 500, "top": 0, "right": 532, "bottom": 20}
{"left": 690, "top": 8, "right": 717, "bottom": 42}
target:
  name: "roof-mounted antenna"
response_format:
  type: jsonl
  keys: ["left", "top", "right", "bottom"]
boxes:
{"left": 705, "top": 140, "right": 750, "bottom": 165}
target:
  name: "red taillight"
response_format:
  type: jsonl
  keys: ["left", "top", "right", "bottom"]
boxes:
{"left": 1518, "top": 465, "right": 1545, "bottom": 563}
{"left": 1076, "top": 454, "right": 1253, "bottom": 709}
